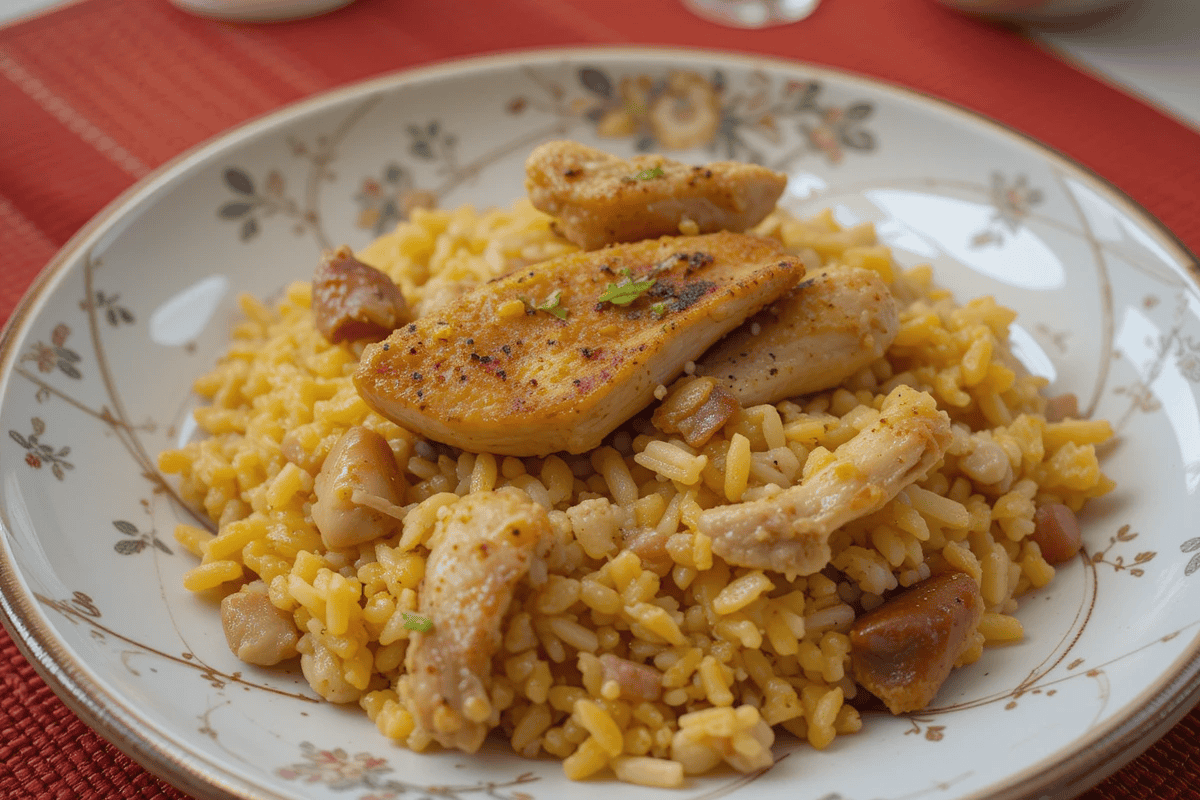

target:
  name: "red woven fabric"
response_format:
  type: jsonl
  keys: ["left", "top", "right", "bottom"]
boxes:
{"left": 1, "top": 0, "right": 1198, "bottom": 798}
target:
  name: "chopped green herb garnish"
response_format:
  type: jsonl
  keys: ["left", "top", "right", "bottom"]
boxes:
{"left": 650, "top": 301, "right": 668, "bottom": 318}
{"left": 537, "top": 290, "right": 568, "bottom": 320}
{"left": 634, "top": 166, "right": 665, "bottom": 181}
{"left": 519, "top": 290, "right": 568, "bottom": 320}
{"left": 598, "top": 268, "right": 656, "bottom": 306}
{"left": 402, "top": 612, "right": 434, "bottom": 632}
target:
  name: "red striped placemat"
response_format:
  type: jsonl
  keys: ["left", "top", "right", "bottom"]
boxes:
{"left": 1, "top": 0, "right": 1198, "bottom": 798}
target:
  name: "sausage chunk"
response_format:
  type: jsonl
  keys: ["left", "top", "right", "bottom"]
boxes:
{"left": 849, "top": 571, "right": 983, "bottom": 714}
{"left": 599, "top": 653, "right": 663, "bottom": 702}
{"left": 313, "top": 245, "right": 411, "bottom": 344}
{"left": 1031, "top": 503, "right": 1083, "bottom": 564}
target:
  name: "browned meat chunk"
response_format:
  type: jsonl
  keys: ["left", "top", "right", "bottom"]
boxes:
{"left": 313, "top": 245, "right": 411, "bottom": 343}
{"left": 1043, "top": 393, "right": 1080, "bottom": 423}
{"left": 525, "top": 140, "right": 787, "bottom": 250}
{"left": 1031, "top": 503, "right": 1082, "bottom": 564}
{"left": 311, "top": 426, "right": 407, "bottom": 549}
{"left": 621, "top": 527, "right": 673, "bottom": 576}
{"left": 849, "top": 571, "right": 983, "bottom": 714}
{"left": 355, "top": 232, "right": 805, "bottom": 456}
{"left": 220, "top": 581, "right": 299, "bottom": 666}
{"left": 652, "top": 376, "right": 741, "bottom": 448}
{"left": 599, "top": 653, "right": 663, "bottom": 702}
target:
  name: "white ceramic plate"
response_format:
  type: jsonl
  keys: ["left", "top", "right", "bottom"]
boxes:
{"left": 2, "top": 48, "right": 1199, "bottom": 800}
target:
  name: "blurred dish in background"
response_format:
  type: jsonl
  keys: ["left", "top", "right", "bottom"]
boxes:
{"left": 933, "top": 0, "right": 1130, "bottom": 22}
{"left": 681, "top": 0, "right": 822, "bottom": 28}
{"left": 169, "top": 0, "right": 353, "bottom": 22}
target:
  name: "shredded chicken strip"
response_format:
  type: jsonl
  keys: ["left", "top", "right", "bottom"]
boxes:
{"left": 699, "top": 385, "right": 952, "bottom": 578}
{"left": 403, "top": 488, "right": 550, "bottom": 752}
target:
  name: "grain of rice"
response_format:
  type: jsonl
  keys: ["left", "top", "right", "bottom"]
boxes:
{"left": 509, "top": 474, "right": 552, "bottom": 508}
{"left": 805, "top": 603, "right": 855, "bottom": 632}
{"left": 183, "top": 560, "right": 243, "bottom": 591}
{"left": 580, "top": 578, "right": 622, "bottom": 615}
{"left": 563, "top": 736, "right": 610, "bottom": 780}
{"left": 525, "top": 660, "right": 553, "bottom": 704}
{"left": 591, "top": 446, "right": 638, "bottom": 506}
{"left": 906, "top": 485, "right": 970, "bottom": 529}
{"left": 535, "top": 619, "right": 568, "bottom": 664}
{"left": 634, "top": 440, "right": 708, "bottom": 485}
{"left": 548, "top": 616, "right": 600, "bottom": 653}
{"left": 173, "top": 523, "right": 214, "bottom": 558}
{"left": 978, "top": 612, "right": 1024, "bottom": 642}
{"left": 698, "top": 656, "right": 734, "bottom": 706}
{"left": 612, "top": 755, "right": 684, "bottom": 788}
{"left": 575, "top": 699, "right": 624, "bottom": 756}
{"left": 509, "top": 702, "right": 552, "bottom": 754}
{"left": 943, "top": 540, "right": 983, "bottom": 587}
{"left": 980, "top": 541, "right": 1011, "bottom": 607}
{"left": 535, "top": 575, "right": 580, "bottom": 615}
{"left": 712, "top": 571, "right": 775, "bottom": 615}
{"left": 541, "top": 455, "right": 574, "bottom": 505}
{"left": 1043, "top": 418, "right": 1113, "bottom": 450}
{"left": 655, "top": 490, "right": 684, "bottom": 537}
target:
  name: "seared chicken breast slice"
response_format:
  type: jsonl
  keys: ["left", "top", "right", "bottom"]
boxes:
{"left": 526, "top": 140, "right": 788, "bottom": 250}
{"left": 699, "top": 386, "right": 951, "bottom": 578}
{"left": 404, "top": 488, "right": 550, "bottom": 752}
{"left": 699, "top": 266, "right": 899, "bottom": 407}
{"left": 355, "top": 232, "right": 805, "bottom": 456}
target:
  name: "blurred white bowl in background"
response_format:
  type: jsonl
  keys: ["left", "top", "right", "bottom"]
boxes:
{"left": 168, "top": 0, "right": 353, "bottom": 22}
{"left": 933, "top": 0, "right": 1130, "bottom": 22}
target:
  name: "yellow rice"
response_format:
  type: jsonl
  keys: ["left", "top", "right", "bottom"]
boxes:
{"left": 159, "top": 198, "right": 1114, "bottom": 786}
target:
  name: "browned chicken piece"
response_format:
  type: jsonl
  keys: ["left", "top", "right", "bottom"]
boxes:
{"left": 311, "top": 426, "right": 407, "bottom": 549}
{"left": 598, "top": 653, "right": 663, "bottom": 702}
{"left": 698, "top": 266, "right": 900, "bottom": 407}
{"left": 404, "top": 488, "right": 551, "bottom": 753}
{"left": 312, "top": 245, "right": 411, "bottom": 344}
{"left": 699, "top": 385, "right": 952, "bottom": 578}
{"left": 220, "top": 581, "right": 300, "bottom": 666}
{"left": 849, "top": 571, "right": 983, "bottom": 714}
{"left": 525, "top": 140, "right": 788, "bottom": 250}
{"left": 652, "top": 376, "right": 741, "bottom": 449}
{"left": 355, "top": 232, "right": 805, "bottom": 457}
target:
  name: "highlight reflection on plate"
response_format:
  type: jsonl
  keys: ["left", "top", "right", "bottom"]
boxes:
{"left": 1, "top": 48, "right": 1199, "bottom": 800}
